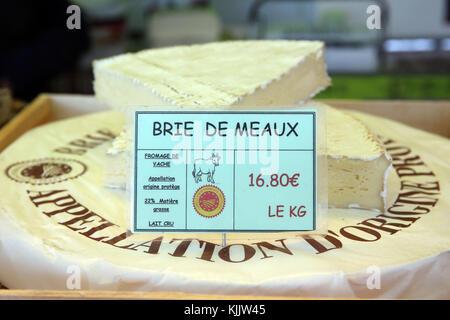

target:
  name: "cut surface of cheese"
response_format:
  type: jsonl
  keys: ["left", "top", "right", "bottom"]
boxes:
{"left": 103, "top": 105, "right": 392, "bottom": 211}
{"left": 326, "top": 107, "right": 392, "bottom": 211}
{"left": 94, "top": 40, "right": 330, "bottom": 108}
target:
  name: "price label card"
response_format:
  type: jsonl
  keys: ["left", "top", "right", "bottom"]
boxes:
{"left": 132, "top": 110, "right": 317, "bottom": 233}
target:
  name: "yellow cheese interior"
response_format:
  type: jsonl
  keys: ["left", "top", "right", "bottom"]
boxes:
{"left": 326, "top": 107, "right": 391, "bottom": 210}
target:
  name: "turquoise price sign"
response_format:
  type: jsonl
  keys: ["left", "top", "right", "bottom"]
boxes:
{"left": 132, "top": 110, "right": 317, "bottom": 233}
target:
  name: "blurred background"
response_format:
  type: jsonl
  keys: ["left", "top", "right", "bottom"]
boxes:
{"left": 1, "top": 0, "right": 449, "bottom": 103}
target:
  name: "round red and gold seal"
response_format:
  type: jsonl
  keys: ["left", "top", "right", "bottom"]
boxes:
{"left": 193, "top": 185, "right": 225, "bottom": 218}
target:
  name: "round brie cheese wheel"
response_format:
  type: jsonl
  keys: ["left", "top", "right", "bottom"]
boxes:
{"left": 0, "top": 110, "right": 448, "bottom": 298}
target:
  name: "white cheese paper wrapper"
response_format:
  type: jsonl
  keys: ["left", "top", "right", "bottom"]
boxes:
{"left": 0, "top": 109, "right": 448, "bottom": 298}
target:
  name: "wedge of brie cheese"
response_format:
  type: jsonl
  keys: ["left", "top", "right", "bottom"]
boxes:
{"left": 93, "top": 40, "right": 391, "bottom": 212}
{"left": 326, "top": 107, "right": 392, "bottom": 211}
{"left": 94, "top": 40, "right": 330, "bottom": 108}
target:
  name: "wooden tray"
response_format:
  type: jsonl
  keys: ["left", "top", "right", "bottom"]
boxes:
{"left": 0, "top": 289, "right": 309, "bottom": 300}
{"left": 321, "top": 99, "right": 450, "bottom": 139}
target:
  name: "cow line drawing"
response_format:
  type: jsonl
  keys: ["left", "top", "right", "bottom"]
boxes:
{"left": 192, "top": 152, "right": 220, "bottom": 184}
